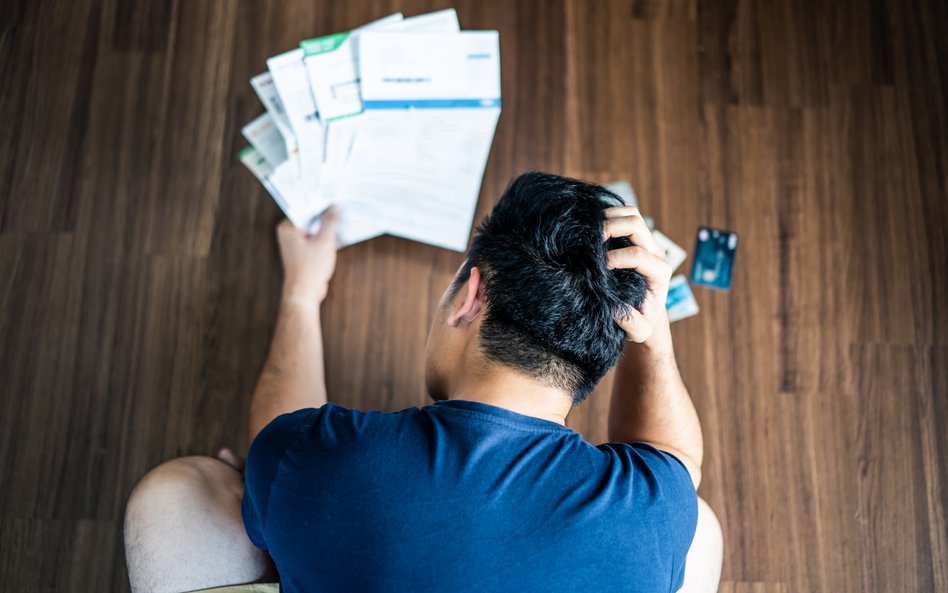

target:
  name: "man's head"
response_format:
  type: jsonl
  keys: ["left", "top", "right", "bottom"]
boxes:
{"left": 425, "top": 172, "right": 648, "bottom": 405}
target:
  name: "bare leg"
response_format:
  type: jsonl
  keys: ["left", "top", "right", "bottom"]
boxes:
{"left": 679, "top": 497, "right": 724, "bottom": 593}
{"left": 124, "top": 455, "right": 275, "bottom": 593}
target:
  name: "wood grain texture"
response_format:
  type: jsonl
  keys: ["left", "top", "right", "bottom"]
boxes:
{"left": 0, "top": 0, "right": 945, "bottom": 591}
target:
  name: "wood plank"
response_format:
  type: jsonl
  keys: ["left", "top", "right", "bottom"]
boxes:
{"left": 0, "top": 519, "right": 118, "bottom": 590}
{"left": 0, "top": 0, "right": 100, "bottom": 232}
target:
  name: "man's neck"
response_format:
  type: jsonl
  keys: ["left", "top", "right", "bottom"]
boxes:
{"left": 447, "top": 363, "right": 573, "bottom": 425}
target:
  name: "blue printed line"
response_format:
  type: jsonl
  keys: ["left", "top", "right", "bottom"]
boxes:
{"left": 363, "top": 98, "right": 501, "bottom": 110}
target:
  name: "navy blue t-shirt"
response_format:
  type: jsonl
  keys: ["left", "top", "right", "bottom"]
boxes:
{"left": 243, "top": 401, "right": 697, "bottom": 593}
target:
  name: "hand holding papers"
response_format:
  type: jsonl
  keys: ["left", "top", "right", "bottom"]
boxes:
{"left": 239, "top": 9, "right": 500, "bottom": 251}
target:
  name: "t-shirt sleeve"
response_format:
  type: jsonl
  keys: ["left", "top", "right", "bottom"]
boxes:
{"left": 242, "top": 408, "right": 317, "bottom": 549}
{"left": 640, "top": 444, "right": 698, "bottom": 592}
{"left": 598, "top": 442, "right": 699, "bottom": 592}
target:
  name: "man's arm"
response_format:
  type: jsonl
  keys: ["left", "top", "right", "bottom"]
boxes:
{"left": 609, "top": 316, "right": 703, "bottom": 488}
{"left": 248, "top": 209, "right": 339, "bottom": 443}
{"left": 603, "top": 207, "right": 704, "bottom": 488}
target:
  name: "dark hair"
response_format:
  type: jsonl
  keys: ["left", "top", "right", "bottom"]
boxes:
{"left": 451, "top": 172, "right": 647, "bottom": 404}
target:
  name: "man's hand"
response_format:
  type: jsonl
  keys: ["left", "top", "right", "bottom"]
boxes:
{"left": 277, "top": 207, "right": 340, "bottom": 304}
{"left": 603, "top": 206, "right": 673, "bottom": 346}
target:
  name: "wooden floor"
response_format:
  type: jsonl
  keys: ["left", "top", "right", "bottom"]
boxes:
{"left": 1, "top": 0, "right": 946, "bottom": 590}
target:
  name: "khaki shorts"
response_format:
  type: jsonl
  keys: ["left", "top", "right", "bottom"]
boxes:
{"left": 192, "top": 584, "right": 278, "bottom": 593}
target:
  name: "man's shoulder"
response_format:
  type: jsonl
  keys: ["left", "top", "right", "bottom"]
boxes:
{"left": 262, "top": 403, "right": 430, "bottom": 453}
{"left": 595, "top": 441, "right": 698, "bottom": 506}
{"left": 263, "top": 403, "right": 426, "bottom": 431}
{"left": 313, "top": 402, "right": 429, "bottom": 430}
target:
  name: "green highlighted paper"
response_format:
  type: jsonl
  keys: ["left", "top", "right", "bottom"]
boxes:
{"left": 301, "top": 32, "right": 350, "bottom": 57}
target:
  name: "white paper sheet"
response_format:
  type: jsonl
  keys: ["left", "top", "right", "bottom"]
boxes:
{"left": 339, "top": 31, "right": 501, "bottom": 252}
{"left": 300, "top": 13, "right": 408, "bottom": 208}
{"left": 301, "top": 13, "right": 405, "bottom": 122}
{"left": 302, "top": 10, "right": 459, "bottom": 123}
{"left": 250, "top": 72, "right": 297, "bottom": 161}
{"left": 267, "top": 48, "right": 324, "bottom": 185}
{"left": 239, "top": 147, "right": 301, "bottom": 226}
{"left": 242, "top": 113, "right": 289, "bottom": 167}
{"left": 240, "top": 101, "right": 326, "bottom": 228}
{"left": 302, "top": 10, "right": 463, "bottom": 209}
{"left": 240, "top": 146, "right": 382, "bottom": 247}
{"left": 319, "top": 116, "right": 360, "bottom": 201}
{"left": 238, "top": 121, "right": 331, "bottom": 239}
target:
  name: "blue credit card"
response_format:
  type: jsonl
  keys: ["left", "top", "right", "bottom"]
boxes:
{"left": 666, "top": 276, "right": 692, "bottom": 309}
{"left": 690, "top": 227, "right": 738, "bottom": 291}
{"left": 666, "top": 275, "right": 699, "bottom": 322}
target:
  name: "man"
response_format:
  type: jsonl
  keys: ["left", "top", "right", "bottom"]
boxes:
{"left": 125, "top": 172, "right": 723, "bottom": 593}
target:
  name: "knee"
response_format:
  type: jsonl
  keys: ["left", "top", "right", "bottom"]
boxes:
{"left": 695, "top": 497, "right": 723, "bottom": 550}
{"left": 126, "top": 456, "right": 242, "bottom": 524}
{"left": 679, "top": 497, "right": 724, "bottom": 593}
{"left": 124, "top": 457, "right": 270, "bottom": 593}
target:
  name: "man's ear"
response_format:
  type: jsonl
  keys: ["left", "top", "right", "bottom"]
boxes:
{"left": 447, "top": 267, "right": 485, "bottom": 327}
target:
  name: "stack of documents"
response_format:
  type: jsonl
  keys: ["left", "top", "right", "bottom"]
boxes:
{"left": 239, "top": 9, "right": 502, "bottom": 251}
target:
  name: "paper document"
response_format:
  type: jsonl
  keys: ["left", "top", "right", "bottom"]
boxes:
{"left": 318, "top": 117, "right": 360, "bottom": 203}
{"left": 238, "top": 142, "right": 319, "bottom": 233}
{"left": 238, "top": 147, "right": 296, "bottom": 223}
{"left": 300, "top": 13, "right": 409, "bottom": 207}
{"left": 240, "top": 146, "right": 382, "bottom": 247}
{"left": 301, "top": 10, "right": 462, "bottom": 210}
{"left": 302, "top": 10, "right": 459, "bottom": 122}
{"left": 250, "top": 73, "right": 297, "bottom": 160}
{"left": 301, "top": 13, "right": 405, "bottom": 122}
{"left": 239, "top": 120, "right": 322, "bottom": 232}
{"left": 267, "top": 49, "right": 324, "bottom": 184}
{"left": 242, "top": 113, "right": 288, "bottom": 167}
{"left": 340, "top": 31, "right": 501, "bottom": 251}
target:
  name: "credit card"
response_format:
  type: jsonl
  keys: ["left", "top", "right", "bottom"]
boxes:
{"left": 690, "top": 227, "right": 738, "bottom": 291}
{"left": 666, "top": 275, "right": 699, "bottom": 322}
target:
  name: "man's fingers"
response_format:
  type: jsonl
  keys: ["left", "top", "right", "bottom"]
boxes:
{"left": 322, "top": 205, "right": 340, "bottom": 224}
{"left": 604, "top": 206, "right": 671, "bottom": 345}
{"left": 603, "top": 215, "right": 664, "bottom": 257}
{"left": 604, "top": 206, "right": 640, "bottom": 219}
{"left": 606, "top": 245, "right": 672, "bottom": 282}
{"left": 277, "top": 219, "right": 295, "bottom": 236}
{"left": 217, "top": 448, "right": 245, "bottom": 472}
{"left": 616, "top": 306, "right": 653, "bottom": 343}
{"left": 315, "top": 206, "right": 340, "bottom": 237}
{"left": 276, "top": 206, "right": 340, "bottom": 241}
